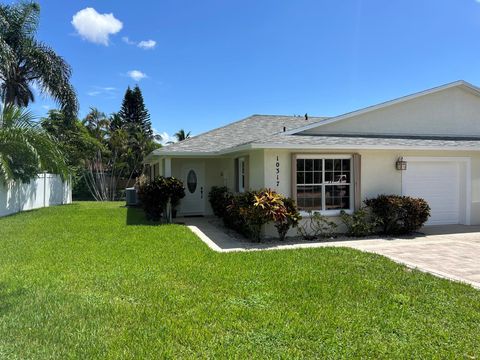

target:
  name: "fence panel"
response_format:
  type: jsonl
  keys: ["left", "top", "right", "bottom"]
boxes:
{"left": 0, "top": 174, "right": 72, "bottom": 217}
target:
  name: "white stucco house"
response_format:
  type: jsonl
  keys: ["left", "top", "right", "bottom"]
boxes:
{"left": 145, "top": 80, "right": 480, "bottom": 234}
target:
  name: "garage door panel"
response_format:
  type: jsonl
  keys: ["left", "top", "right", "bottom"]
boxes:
{"left": 403, "top": 161, "right": 461, "bottom": 225}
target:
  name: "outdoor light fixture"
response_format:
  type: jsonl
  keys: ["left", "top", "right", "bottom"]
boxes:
{"left": 396, "top": 157, "right": 407, "bottom": 171}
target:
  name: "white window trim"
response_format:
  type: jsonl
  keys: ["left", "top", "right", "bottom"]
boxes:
{"left": 238, "top": 157, "right": 246, "bottom": 193}
{"left": 295, "top": 154, "right": 353, "bottom": 216}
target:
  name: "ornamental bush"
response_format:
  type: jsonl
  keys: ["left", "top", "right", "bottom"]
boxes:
{"left": 340, "top": 208, "right": 382, "bottom": 237}
{"left": 137, "top": 176, "right": 185, "bottom": 222}
{"left": 297, "top": 211, "right": 337, "bottom": 240}
{"left": 364, "top": 195, "right": 430, "bottom": 235}
{"left": 211, "top": 187, "right": 301, "bottom": 241}
{"left": 208, "top": 186, "right": 233, "bottom": 217}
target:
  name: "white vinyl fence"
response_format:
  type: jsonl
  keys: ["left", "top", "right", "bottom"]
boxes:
{"left": 0, "top": 173, "right": 72, "bottom": 217}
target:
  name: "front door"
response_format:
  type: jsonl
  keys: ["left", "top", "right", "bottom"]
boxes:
{"left": 180, "top": 162, "right": 205, "bottom": 215}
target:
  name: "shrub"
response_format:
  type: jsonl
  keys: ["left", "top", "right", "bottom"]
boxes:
{"left": 340, "top": 208, "right": 381, "bottom": 237}
{"left": 137, "top": 176, "right": 186, "bottom": 222}
{"left": 364, "top": 195, "right": 430, "bottom": 235}
{"left": 221, "top": 189, "right": 301, "bottom": 241}
{"left": 297, "top": 211, "right": 337, "bottom": 240}
{"left": 226, "top": 191, "right": 266, "bottom": 241}
{"left": 166, "top": 177, "right": 186, "bottom": 210}
{"left": 273, "top": 198, "right": 301, "bottom": 241}
{"left": 208, "top": 186, "right": 233, "bottom": 217}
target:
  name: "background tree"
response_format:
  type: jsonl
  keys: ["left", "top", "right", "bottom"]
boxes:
{"left": 0, "top": 105, "right": 68, "bottom": 183}
{"left": 0, "top": 2, "right": 78, "bottom": 119}
{"left": 41, "top": 110, "right": 102, "bottom": 199}
{"left": 174, "top": 129, "right": 191, "bottom": 142}
{"left": 117, "top": 85, "right": 159, "bottom": 181}
{"left": 82, "top": 108, "right": 110, "bottom": 143}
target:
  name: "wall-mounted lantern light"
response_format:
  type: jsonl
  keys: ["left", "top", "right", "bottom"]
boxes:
{"left": 396, "top": 157, "right": 407, "bottom": 171}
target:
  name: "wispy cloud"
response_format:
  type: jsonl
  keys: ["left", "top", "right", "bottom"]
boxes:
{"left": 121, "top": 36, "right": 136, "bottom": 45}
{"left": 72, "top": 8, "right": 123, "bottom": 46}
{"left": 154, "top": 130, "right": 176, "bottom": 145}
{"left": 138, "top": 40, "right": 156, "bottom": 50}
{"left": 87, "top": 86, "right": 117, "bottom": 98}
{"left": 127, "top": 70, "right": 147, "bottom": 81}
{"left": 122, "top": 36, "right": 156, "bottom": 50}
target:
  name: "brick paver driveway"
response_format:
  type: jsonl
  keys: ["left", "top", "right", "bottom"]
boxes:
{"left": 348, "top": 228, "right": 480, "bottom": 289}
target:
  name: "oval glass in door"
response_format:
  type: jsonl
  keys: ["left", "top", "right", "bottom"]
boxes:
{"left": 187, "top": 170, "right": 197, "bottom": 193}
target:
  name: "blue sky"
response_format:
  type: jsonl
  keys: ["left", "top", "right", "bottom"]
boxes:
{"left": 25, "top": 0, "right": 480, "bottom": 140}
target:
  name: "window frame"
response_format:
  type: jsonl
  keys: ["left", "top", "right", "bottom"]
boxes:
{"left": 294, "top": 154, "right": 354, "bottom": 216}
{"left": 238, "top": 157, "right": 246, "bottom": 193}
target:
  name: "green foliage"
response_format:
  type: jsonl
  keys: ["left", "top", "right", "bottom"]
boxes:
{"left": 340, "top": 208, "right": 382, "bottom": 237}
{"left": 137, "top": 176, "right": 185, "bottom": 222}
{"left": 225, "top": 191, "right": 265, "bottom": 241}
{"left": 365, "top": 195, "right": 431, "bottom": 235}
{"left": 217, "top": 189, "right": 301, "bottom": 241}
{"left": 173, "top": 129, "right": 191, "bottom": 142}
{"left": 0, "top": 105, "right": 69, "bottom": 183}
{"left": 115, "top": 86, "right": 158, "bottom": 179}
{"left": 41, "top": 109, "right": 103, "bottom": 199}
{"left": 0, "top": 2, "right": 78, "bottom": 118}
{"left": 297, "top": 211, "right": 338, "bottom": 240}
{"left": 208, "top": 186, "right": 233, "bottom": 217}
{"left": 41, "top": 110, "right": 102, "bottom": 171}
{"left": 274, "top": 197, "right": 302, "bottom": 241}
{"left": 253, "top": 190, "right": 301, "bottom": 241}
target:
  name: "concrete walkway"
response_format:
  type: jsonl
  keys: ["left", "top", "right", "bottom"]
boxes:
{"left": 179, "top": 217, "right": 480, "bottom": 289}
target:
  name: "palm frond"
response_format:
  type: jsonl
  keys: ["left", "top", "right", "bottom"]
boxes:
{"left": 27, "top": 40, "right": 78, "bottom": 117}
{"left": 0, "top": 105, "right": 69, "bottom": 183}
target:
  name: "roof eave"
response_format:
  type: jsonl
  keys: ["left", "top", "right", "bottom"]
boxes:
{"left": 249, "top": 142, "right": 480, "bottom": 151}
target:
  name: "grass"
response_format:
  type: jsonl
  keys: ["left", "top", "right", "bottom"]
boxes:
{"left": 0, "top": 202, "right": 479, "bottom": 359}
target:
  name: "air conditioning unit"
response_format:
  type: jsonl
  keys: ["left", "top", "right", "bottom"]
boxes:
{"left": 125, "top": 187, "right": 138, "bottom": 206}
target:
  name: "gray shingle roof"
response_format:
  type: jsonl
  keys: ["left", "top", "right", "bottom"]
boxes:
{"left": 253, "top": 134, "right": 480, "bottom": 149}
{"left": 154, "top": 115, "right": 327, "bottom": 154}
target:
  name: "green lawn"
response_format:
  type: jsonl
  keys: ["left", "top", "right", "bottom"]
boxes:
{"left": 0, "top": 202, "right": 479, "bottom": 359}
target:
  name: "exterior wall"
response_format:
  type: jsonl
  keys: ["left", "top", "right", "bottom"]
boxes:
{"left": 170, "top": 157, "right": 235, "bottom": 215}
{"left": 303, "top": 87, "right": 480, "bottom": 137}
{"left": 0, "top": 174, "right": 72, "bottom": 217}
{"left": 262, "top": 148, "right": 480, "bottom": 237}
{"left": 147, "top": 147, "right": 480, "bottom": 238}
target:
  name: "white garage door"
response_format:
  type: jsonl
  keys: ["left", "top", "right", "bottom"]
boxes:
{"left": 403, "top": 160, "right": 461, "bottom": 225}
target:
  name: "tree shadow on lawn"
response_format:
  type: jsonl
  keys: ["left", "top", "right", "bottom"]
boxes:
{"left": 125, "top": 206, "right": 164, "bottom": 226}
{"left": 0, "top": 283, "right": 26, "bottom": 316}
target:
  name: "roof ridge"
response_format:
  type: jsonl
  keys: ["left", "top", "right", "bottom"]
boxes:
{"left": 161, "top": 114, "right": 325, "bottom": 150}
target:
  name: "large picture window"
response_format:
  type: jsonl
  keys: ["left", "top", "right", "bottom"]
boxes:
{"left": 296, "top": 155, "right": 352, "bottom": 212}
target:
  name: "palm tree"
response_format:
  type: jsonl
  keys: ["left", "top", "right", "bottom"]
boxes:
{"left": 83, "top": 108, "right": 110, "bottom": 142}
{"left": 174, "top": 129, "right": 191, "bottom": 142}
{"left": 0, "top": 2, "right": 78, "bottom": 118}
{"left": 0, "top": 105, "right": 68, "bottom": 183}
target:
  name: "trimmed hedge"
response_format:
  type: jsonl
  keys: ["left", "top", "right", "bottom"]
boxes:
{"left": 364, "top": 195, "right": 430, "bottom": 235}
{"left": 137, "top": 176, "right": 185, "bottom": 221}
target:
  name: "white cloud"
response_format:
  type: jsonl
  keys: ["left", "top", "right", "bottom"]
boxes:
{"left": 41, "top": 105, "right": 51, "bottom": 110}
{"left": 127, "top": 70, "right": 147, "bottom": 81}
{"left": 72, "top": 8, "right": 123, "bottom": 46}
{"left": 87, "top": 86, "right": 117, "bottom": 98}
{"left": 122, "top": 37, "right": 157, "bottom": 50}
{"left": 138, "top": 40, "right": 156, "bottom": 50}
{"left": 122, "top": 36, "right": 135, "bottom": 45}
{"left": 155, "top": 131, "right": 176, "bottom": 145}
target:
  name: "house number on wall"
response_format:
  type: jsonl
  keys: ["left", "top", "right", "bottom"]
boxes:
{"left": 276, "top": 156, "right": 280, "bottom": 187}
